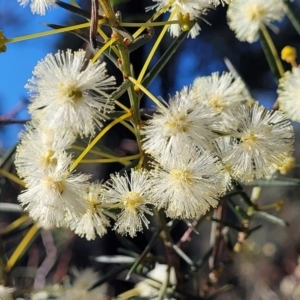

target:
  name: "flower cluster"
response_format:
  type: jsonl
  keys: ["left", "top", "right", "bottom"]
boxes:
{"left": 14, "top": 34, "right": 295, "bottom": 241}
{"left": 16, "top": 49, "right": 116, "bottom": 235}
{"left": 13, "top": 0, "right": 295, "bottom": 241}
{"left": 15, "top": 58, "right": 295, "bottom": 238}
{"left": 142, "top": 72, "right": 294, "bottom": 193}
{"left": 5, "top": 0, "right": 300, "bottom": 298}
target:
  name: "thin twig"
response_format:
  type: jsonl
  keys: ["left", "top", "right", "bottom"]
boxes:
{"left": 0, "top": 119, "right": 29, "bottom": 125}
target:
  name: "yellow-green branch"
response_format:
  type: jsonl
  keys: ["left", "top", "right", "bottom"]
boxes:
{"left": 5, "top": 224, "right": 39, "bottom": 272}
{"left": 133, "top": 0, "right": 175, "bottom": 39}
{"left": 70, "top": 112, "right": 132, "bottom": 171}
{"left": 71, "top": 145, "right": 116, "bottom": 158}
{"left": 0, "top": 215, "right": 30, "bottom": 237}
{"left": 120, "top": 120, "right": 136, "bottom": 134}
{"left": 0, "top": 169, "right": 24, "bottom": 187}
{"left": 114, "top": 100, "right": 130, "bottom": 112}
{"left": 79, "top": 153, "right": 141, "bottom": 164}
{"left": 92, "top": 37, "right": 117, "bottom": 63}
{"left": 260, "top": 24, "right": 285, "bottom": 77}
{"left": 70, "top": 0, "right": 80, "bottom": 8}
{"left": 135, "top": 11, "right": 175, "bottom": 85}
{"left": 128, "top": 76, "right": 164, "bottom": 109}
{"left": 6, "top": 21, "right": 104, "bottom": 44}
{"left": 120, "top": 20, "right": 181, "bottom": 27}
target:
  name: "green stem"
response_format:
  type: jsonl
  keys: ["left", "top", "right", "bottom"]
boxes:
{"left": 99, "top": 0, "right": 143, "bottom": 165}
{"left": 155, "top": 210, "right": 184, "bottom": 290}
{"left": 0, "top": 238, "right": 8, "bottom": 285}
{"left": 136, "top": 11, "right": 176, "bottom": 87}
{"left": 6, "top": 22, "right": 104, "bottom": 44}
{"left": 259, "top": 24, "right": 285, "bottom": 81}
{"left": 128, "top": 76, "right": 164, "bottom": 109}
{"left": 69, "top": 112, "right": 132, "bottom": 172}
{"left": 5, "top": 224, "right": 40, "bottom": 272}
{"left": 120, "top": 20, "right": 181, "bottom": 27}
{"left": 158, "top": 265, "right": 171, "bottom": 300}
{"left": 142, "top": 30, "right": 189, "bottom": 89}
{"left": 79, "top": 153, "right": 141, "bottom": 164}
{"left": 283, "top": 0, "right": 300, "bottom": 36}
{"left": 126, "top": 228, "right": 162, "bottom": 280}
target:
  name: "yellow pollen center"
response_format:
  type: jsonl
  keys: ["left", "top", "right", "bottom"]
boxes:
{"left": 247, "top": 4, "right": 266, "bottom": 21}
{"left": 59, "top": 82, "right": 83, "bottom": 102}
{"left": 207, "top": 95, "right": 224, "bottom": 112}
{"left": 123, "top": 191, "right": 142, "bottom": 209}
{"left": 44, "top": 177, "right": 65, "bottom": 194}
{"left": 40, "top": 150, "right": 57, "bottom": 168}
{"left": 241, "top": 132, "right": 258, "bottom": 148}
{"left": 224, "top": 164, "right": 233, "bottom": 173}
{"left": 165, "top": 114, "right": 188, "bottom": 134}
{"left": 171, "top": 169, "right": 194, "bottom": 185}
{"left": 87, "top": 192, "right": 99, "bottom": 212}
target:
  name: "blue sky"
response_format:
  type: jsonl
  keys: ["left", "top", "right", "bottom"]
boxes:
{"left": 0, "top": 1, "right": 69, "bottom": 149}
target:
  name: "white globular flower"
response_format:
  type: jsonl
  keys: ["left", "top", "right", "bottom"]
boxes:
{"left": 135, "top": 264, "right": 177, "bottom": 299}
{"left": 191, "top": 72, "right": 249, "bottom": 114}
{"left": 17, "top": 0, "right": 56, "bottom": 15}
{"left": 27, "top": 49, "right": 116, "bottom": 137}
{"left": 227, "top": 0, "right": 285, "bottom": 43}
{"left": 18, "top": 153, "right": 91, "bottom": 228}
{"left": 150, "top": 146, "right": 226, "bottom": 219}
{"left": 69, "top": 183, "right": 112, "bottom": 240}
{"left": 103, "top": 169, "right": 153, "bottom": 237}
{"left": 169, "top": 15, "right": 202, "bottom": 39}
{"left": 57, "top": 269, "right": 108, "bottom": 300}
{"left": 141, "top": 87, "right": 221, "bottom": 160}
{"left": 215, "top": 137, "right": 235, "bottom": 190}
{"left": 15, "top": 121, "right": 76, "bottom": 183}
{"left": 222, "top": 102, "right": 294, "bottom": 182}
{"left": 277, "top": 66, "right": 300, "bottom": 122}
{"left": 147, "top": 0, "right": 221, "bottom": 38}
{"left": 0, "top": 285, "right": 15, "bottom": 300}
{"left": 149, "top": 0, "right": 229, "bottom": 12}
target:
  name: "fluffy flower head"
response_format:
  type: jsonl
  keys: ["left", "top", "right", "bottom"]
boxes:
{"left": 148, "top": 0, "right": 218, "bottom": 38}
{"left": 149, "top": 0, "right": 229, "bottom": 13}
{"left": 27, "top": 49, "right": 116, "bottom": 137}
{"left": 0, "top": 285, "right": 15, "bottom": 300}
{"left": 150, "top": 146, "right": 226, "bottom": 219}
{"left": 191, "top": 72, "right": 248, "bottom": 113}
{"left": 15, "top": 121, "right": 75, "bottom": 182}
{"left": 58, "top": 269, "right": 108, "bottom": 300}
{"left": 222, "top": 102, "right": 294, "bottom": 182}
{"left": 69, "top": 183, "right": 111, "bottom": 240}
{"left": 103, "top": 169, "right": 153, "bottom": 237}
{"left": 277, "top": 65, "right": 300, "bottom": 122}
{"left": 142, "top": 87, "right": 221, "bottom": 159}
{"left": 18, "top": 154, "right": 90, "bottom": 227}
{"left": 215, "top": 137, "right": 235, "bottom": 190}
{"left": 135, "top": 264, "right": 176, "bottom": 298}
{"left": 227, "top": 0, "right": 284, "bottom": 43}
{"left": 17, "top": 0, "right": 56, "bottom": 15}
